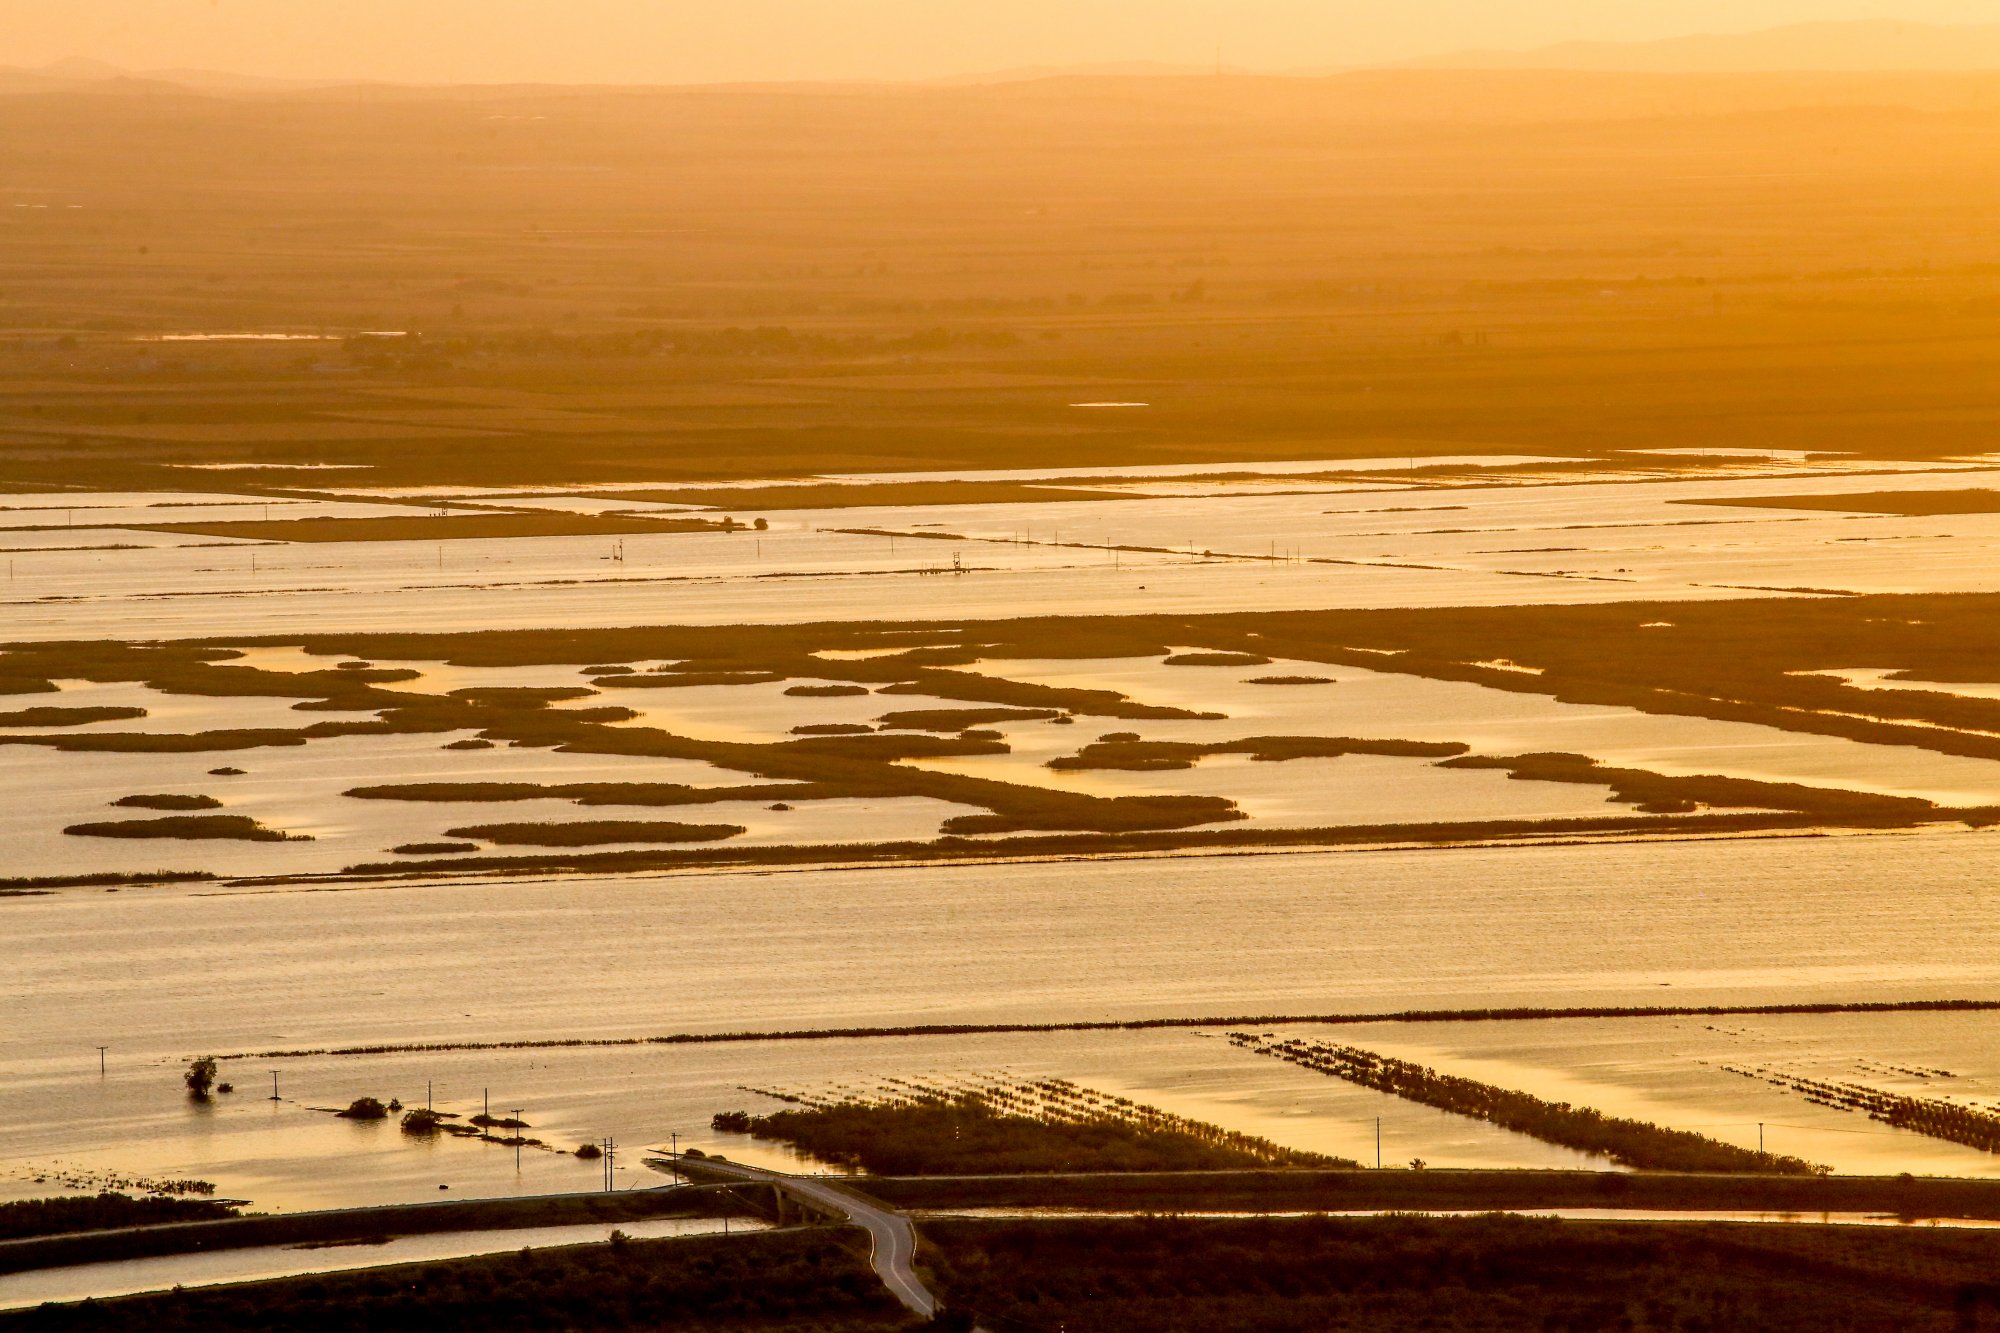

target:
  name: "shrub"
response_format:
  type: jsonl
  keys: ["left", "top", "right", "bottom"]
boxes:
{"left": 401, "top": 1108, "right": 444, "bottom": 1136}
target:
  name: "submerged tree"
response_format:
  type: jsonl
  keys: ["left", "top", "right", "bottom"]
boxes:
{"left": 184, "top": 1056, "right": 218, "bottom": 1099}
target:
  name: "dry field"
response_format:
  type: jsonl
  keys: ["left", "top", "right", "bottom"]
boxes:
{"left": 6, "top": 71, "right": 2000, "bottom": 495}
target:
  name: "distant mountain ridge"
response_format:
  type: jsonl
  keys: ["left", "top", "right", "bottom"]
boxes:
{"left": 1410, "top": 20, "right": 2000, "bottom": 73}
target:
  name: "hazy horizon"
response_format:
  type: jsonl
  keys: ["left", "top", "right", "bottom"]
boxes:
{"left": 6, "top": 1, "right": 2000, "bottom": 86}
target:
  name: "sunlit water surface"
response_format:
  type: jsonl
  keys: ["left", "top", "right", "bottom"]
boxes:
{"left": 7, "top": 833, "right": 2000, "bottom": 1207}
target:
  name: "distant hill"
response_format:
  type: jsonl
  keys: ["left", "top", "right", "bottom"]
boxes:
{"left": 0, "top": 58, "right": 348, "bottom": 96}
{"left": 1412, "top": 21, "right": 2000, "bottom": 73}
{"left": 932, "top": 60, "right": 1224, "bottom": 86}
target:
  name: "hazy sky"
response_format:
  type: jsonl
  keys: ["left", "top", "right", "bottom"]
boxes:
{"left": 4, "top": 1, "right": 1998, "bottom": 84}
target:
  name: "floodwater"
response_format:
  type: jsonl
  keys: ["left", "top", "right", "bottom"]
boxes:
{"left": 15, "top": 637, "right": 2000, "bottom": 881}
{"left": 11, "top": 456, "right": 2000, "bottom": 1236}
{"left": 7, "top": 833, "right": 2000, "bottom": 1207}
{"left": 12, "top": 463, "right": 2000, "bottom": 640}
{"left": 943, "top": 655, "right": 2000, "bottom": 805}
{"left": 0, "top": 1214, "right": 764, "bottom": 1311}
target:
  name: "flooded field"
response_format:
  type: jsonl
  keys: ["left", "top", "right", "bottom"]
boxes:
{"left": 9, "top": 462, "right": 2000, "bottom": 641}
{"left": 8, "top": 464, "right": 2000, "bottom": 1215}
{"left": 6, "top": 833, "right": 2000, "bottom": 1208}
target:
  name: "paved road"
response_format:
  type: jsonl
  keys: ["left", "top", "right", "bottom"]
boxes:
{"left": 689, "top": 1159, "right": 937, "bottom": 1319}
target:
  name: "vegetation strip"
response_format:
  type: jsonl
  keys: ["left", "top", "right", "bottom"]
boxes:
{"left": 0, "top": 1190, "right": 745, "bottom": 1278}
{"left": 860, "top": 1166, "right": 2000, "bottom": 1220}
{"left": 0, "top": 1228, "right": 902, "bottom": 1331}
{"left": 713, "top": 1078, "right": 1348, "bottom": 1174}
{"left": 1723, "top": 1064, "right": 2000, "bottom": 1155}
{"left": 1233, "top": 1035, "right": 1824, "bottom": 1174}
{"left": 0, "top": 1195, "right": 237, "bottom": 1245}
{"left": 211, "top": 998, "right": 2000, "bottom": 1061}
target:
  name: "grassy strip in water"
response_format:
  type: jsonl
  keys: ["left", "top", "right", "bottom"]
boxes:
{"left": 1675, "top": 489, "right": 2000, "bottom": 516}
{"left": 339, "top": 805, "right": 1940, "bottom": 879}
{"left": 1440, "top": 751, "right": 1949, "bottom": 819}
{"left": 0, "top": 728, "right": 321, "bottom": 754}
{"left": 213, "top": 999, "right": 2000, "bottom": 1062}
{"left": 918, "top": 1214, "right": 2000, "bottom": 1333}
{"left": 345, "top": 780, "right": 829, "bottom": 806}
{"left": 111, "top": 794, "right": 222, "bottom": 811}
{"left": 1233, "top": 1034, "right": 1825, "bottom": 1174}
{"left": 62, "top": 815, "right": 309, "bottom": 842}
{"left": 0, "top": 706, "right": 145, "bottom": 728}
{"left": 1049, "top": 734, "right": 1468, "bottom": 771}
{"left": 718, "top": 1086, "right": 1346, "bottom": 1175}
{"left": 0, "top": 1194, "right": 238, "bottom": 1244}
{"left": 617, "top": 479, "right": 1127, "bottom": 509}
{"left": 0, "top": 871, "right": 217, "bottom": 890}
{"left": 442, "top": 820, "right": 746, "bottom": 847}
{"left": 873, "top": 706, "right": 1060, "bottom": 731}
{"left": 593, "top": 670, "right": 787, "bottom": 689}
{"left": 876, "top": 668, "right": 1220, "bottom": 721}
{"left": 123, "top": 512, "right": 729, "bottom": 543}
{"left": 1162, "top": 651, "right": 1272, "bottom": 666}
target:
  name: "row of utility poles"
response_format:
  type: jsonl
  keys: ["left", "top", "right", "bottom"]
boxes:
{"left": 97, "top": 1050, "right": 657, "bottom": 1191}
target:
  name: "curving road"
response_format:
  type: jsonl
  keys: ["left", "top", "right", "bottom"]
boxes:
{"left": 687, "top": 1158, "right": 937, "bottom": 1319}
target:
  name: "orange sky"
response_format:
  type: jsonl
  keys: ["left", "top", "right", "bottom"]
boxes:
{"left": 1, "top": 1, "right": 1995, "bottom": 84}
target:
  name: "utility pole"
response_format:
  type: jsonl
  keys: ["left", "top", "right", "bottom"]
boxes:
{"left": 512, "top": 1109, "right": 525, "bottom": 1171}
{"left": 1759, "top": 1123, "right": 1765, "bottom": 1154}
{"left": 95, "top": 1046, "right": 107, "bottom": 1076}
{"left": 269, "top": 1071, "right": 280, "bottom": 1101}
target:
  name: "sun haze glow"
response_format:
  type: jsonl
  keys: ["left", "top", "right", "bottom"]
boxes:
{"left": 3, "top": 0, "right": 1998, "bottom": 83}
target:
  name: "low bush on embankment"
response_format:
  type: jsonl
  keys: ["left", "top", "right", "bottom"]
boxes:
{"left": 716, "top": 1085, "right": 1346, "bottom": 1175}
{"left": 0, "top": 1192, "right": 734, "bottom": 1277}
{"left": 0, "top": 1194, "right": 237, "bottom": 1243}
{"left": 0, "top": 1228, "right": 913, "bottom": 1332}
